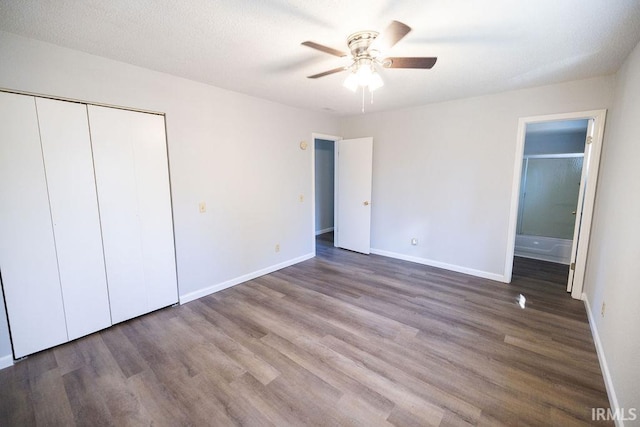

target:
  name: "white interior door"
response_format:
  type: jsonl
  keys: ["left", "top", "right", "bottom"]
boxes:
{"left": 336, "top": 137, "right": 373, "bottom": 254}
{"left": 36, "top": 98, "right": 112, "bottom": 340}
{"left": 567, "top": 119, "right": 594, "bottom": 294}
{"left": 88, "top": 106, "right": 178, "bottom": 324}
{"left": 0, "top": 92, "right": 68, "bottom": 358}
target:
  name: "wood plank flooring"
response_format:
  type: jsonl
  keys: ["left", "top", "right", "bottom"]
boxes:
{"left": 0, "top": 233, "right": 611, "bottom": 426}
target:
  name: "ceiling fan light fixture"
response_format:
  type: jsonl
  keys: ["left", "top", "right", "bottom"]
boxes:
{"left": 355, "top": 61, "right": 374, "bottom": 86}
{"left": 343, "top": 59, "right": 384, "bottom": 92}
{"left": 343, "top": 72, "right": 359, "bottom": 92}
{"left": 368, "top": 71, "right": 384, "bottom": 91}
{"left": 304, "top": 20, "right": 436, "bottom": 97}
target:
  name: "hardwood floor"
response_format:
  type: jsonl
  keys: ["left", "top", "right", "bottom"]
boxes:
{"left": 0, "top": 233, "right": 611, "bottom": 426}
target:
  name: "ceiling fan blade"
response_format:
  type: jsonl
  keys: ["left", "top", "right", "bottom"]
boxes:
{"left": 307, "top": 66, "right": 347, "bottom": 79}
{"left": 383, "top": 57, "right": 438, "bottom": 69}
{"left": 372, "top": 21, "right": 412, "bottom": 52}
{"left": 301, "top": 41, "right": 347, "bottom": 58}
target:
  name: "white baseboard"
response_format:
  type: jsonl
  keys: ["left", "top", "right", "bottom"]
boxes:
{"left": 179, "top": 253, "right": 315, "bottom": 304}
{"left": 583, "top": 294, "right": 622, "bottom": 426}
{"left": 315, "top": 227, "right": 334, "bottom": 236}
{"left": 370, "top": 248, "right": 507, "bottom": 283}
{"left": 0, "top": 354, "right": 13, "bottom": 370}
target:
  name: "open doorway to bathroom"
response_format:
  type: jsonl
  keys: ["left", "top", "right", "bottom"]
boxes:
{"left": 506, "top": 110, "right": 607, "bottom": 300}
{"left": 515, "top": 119, "right": 588, "bottom": 265}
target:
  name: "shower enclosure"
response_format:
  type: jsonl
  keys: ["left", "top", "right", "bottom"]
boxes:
{"left": 515, "top": 154, "right": 584, "bottom": 264}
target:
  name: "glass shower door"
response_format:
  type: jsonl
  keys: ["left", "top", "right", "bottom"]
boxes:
{"left": 518, "top": 156, "right": 584, "bottom": 239}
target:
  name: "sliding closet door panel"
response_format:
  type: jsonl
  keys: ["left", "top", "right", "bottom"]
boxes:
{"left": 132, "top": 114, "right": 179, "bottom": 311}
{"left": 0, "top": 92, "right": 68, "bottom": 358}
{"left": 36, "top": 98, "right": 112, "bottom": 340}
{"left": 88, "top": 106, "right": 177, "bottom": 324}
{"left": 88, "top": 107, "right": 147, "bottom": 323}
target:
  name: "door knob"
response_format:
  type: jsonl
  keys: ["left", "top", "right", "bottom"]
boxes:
{"left": 572, "top": 211, "right": 576, "bottom": 215}
{"left": 364, "top": 201, "right": 370, "bottom": 206}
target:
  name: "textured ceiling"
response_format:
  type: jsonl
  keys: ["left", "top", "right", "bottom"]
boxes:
{"left": 1, "top": 0, "right": 639, "bottom": 116}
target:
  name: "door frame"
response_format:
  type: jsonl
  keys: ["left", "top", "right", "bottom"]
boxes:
{"left": 504, "top": 109, "right": 607, "bottom": 299}
{"left": 311, "top": 133, "right": 341, "bottom": 256}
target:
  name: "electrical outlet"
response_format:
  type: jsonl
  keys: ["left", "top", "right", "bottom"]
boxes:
{"left": 601, "top": 302, "right": 606, "bottom": 317}
{"left": 411, "top": 238, "right": 418, "bottom": 246}
{"left": 199, "top": 202, "right": 206, "bottom": 213}
{"left": 275, "top": 244, "right": 280, "bottom": 253}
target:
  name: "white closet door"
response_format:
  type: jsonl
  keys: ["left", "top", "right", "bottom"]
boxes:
{"left": 0, "top": 92, "right": 68, "bottom": 358}
{"left": 36, "top": 98, "right": 112, "bottom": 340}
{"left": 88, "top": 106, "right": 177, "bottom": 324}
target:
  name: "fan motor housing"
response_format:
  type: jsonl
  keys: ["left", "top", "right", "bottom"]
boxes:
{"left": 347, "top": 31, "right": 379, "bottom": 58}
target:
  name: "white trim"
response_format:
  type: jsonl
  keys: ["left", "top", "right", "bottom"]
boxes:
{"left": 0, "top": 87, "right": 164, "bottom": 116}
{"left": 315, "top": 227, "right": 334, "bottom": 236}
{"left": 569, "top": 111, "right": 606, "bottom": 299}
{"left": 178, "top": 253, "right": 314, "bottom": 304}
{"left": 505, "top": 110, "right": 607, "bottom": 297}
{"left": 523, "top": 153, "right": 584, "bottom": 159}
{"left": 505, "top": 118, "right": 528, "bottom": 282}
{"left": 0, "top": 354, "right": 13, "bottom": 370}
{"left": 371, "top": 248, "right": 507, "bottom": 283}
{"left": 583, "top": 294, "right": 622, "bottom": 426}
{"left": 312, "top": 133, "right": 342, "bottom": 141}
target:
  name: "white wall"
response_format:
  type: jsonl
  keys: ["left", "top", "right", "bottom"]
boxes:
{"left": 339, "top": 76, "right": 614, "bottom": 280}
{"left": 0, "top": 31, "right": 338, "bottom": 360}
{"left": 583, "top": 39, "right": 640, "bottom": 420}
{"left": 0, "top": 31, "right": 637, "bottom": 418}
{"left": 314, "top": 139, "right": 335, "bottom": 234}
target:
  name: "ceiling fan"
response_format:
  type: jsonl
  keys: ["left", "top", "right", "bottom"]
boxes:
{"left": 302, "top": 21, "right": 437, "bottom": 92}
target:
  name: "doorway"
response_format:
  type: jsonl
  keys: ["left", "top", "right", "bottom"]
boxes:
{"left": 312, "top": 134, "right": 339, "bottom": 255}
{"left": 505, "top": 110, "right": 607, "bottom": 299}
{"left": 515, "top": 119, "right": 588, "bottom": 265}
{"left": 314, "top": 138, "right": 336, "bottom": 242}
{"left": 311, "top": 134, "right": 374, "bottom": 256}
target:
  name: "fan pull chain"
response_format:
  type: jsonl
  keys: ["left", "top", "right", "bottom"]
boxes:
{"left": 370, "top": 89, "right": 374, "bottom": 105}
{"left": 361, "top": 87, "right": 365, "bottom": 113}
